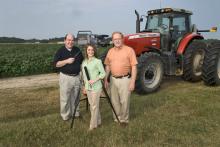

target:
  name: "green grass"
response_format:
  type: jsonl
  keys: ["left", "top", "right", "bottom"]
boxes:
{"left": 0, "top": 78, "right": 220, "bottom": 146}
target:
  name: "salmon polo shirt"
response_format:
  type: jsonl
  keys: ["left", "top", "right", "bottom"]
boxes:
{"left": 104, "top": 45, "right": 138, "bottom": 76}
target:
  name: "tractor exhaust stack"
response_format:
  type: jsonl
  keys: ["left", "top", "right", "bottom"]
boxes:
{"left": 135, "top": 10, "right": 140, "bottom": 33}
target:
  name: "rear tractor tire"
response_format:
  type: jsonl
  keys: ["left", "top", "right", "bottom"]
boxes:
{"left": 183, "top": 40, "right": 207, "bottom": 82}
{"left": 202, "top": 41, "right": 220, "bottom": 86}
{"left": 135, "top": 52, "right": 164, "bottom": 94}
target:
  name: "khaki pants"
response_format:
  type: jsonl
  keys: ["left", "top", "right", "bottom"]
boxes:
{"left": 110, "top": 76, "right": 131, "bottom": 123}
{"left": 59, "top": 72, "right": 81, "bottom": 120}
{"left": 86, "top": 89, "right": 102, "bottom": 129}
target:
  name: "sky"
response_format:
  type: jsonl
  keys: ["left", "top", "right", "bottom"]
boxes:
{"left": 0, "top": 0, "right": 220, "bottom": 39}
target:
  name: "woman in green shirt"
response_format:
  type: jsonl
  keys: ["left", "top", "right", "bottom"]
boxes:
{"left": 82, "top": 44, "right": 106, "bottom": 131}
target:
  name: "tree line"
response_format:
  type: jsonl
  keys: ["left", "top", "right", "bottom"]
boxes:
{"left": 0, "top": 37, "right": 64, "bottom": 43}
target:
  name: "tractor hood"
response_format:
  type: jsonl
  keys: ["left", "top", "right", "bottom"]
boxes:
{"left": 124, "top": 32, "right": 161, "bottom": 56}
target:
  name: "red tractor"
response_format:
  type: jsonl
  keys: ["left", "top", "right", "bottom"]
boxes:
{"left": 122, "top": 8, "right": 219, "bottom": 94}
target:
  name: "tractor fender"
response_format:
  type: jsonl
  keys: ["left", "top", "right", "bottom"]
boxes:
{"left": 140, "top": 46, "right": 162, "bottom": 56}
{"left": 176, "top": 33, "right": 204, "bottom": 55}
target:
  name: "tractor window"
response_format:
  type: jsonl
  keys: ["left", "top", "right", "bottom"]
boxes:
{"left": 161, "top": 17, "right": 170, "bottom": 32}
{"left": 146, "top": 15, "right": 169, "bottom": 33}
{"left": 146, "top": 15, "right": 159, "bottom": 30}
{"left": 173, "top": 17, "right": 186, "bottom": 31}
{"left": 171, "top": 16, "right": 189, "bottom": 40}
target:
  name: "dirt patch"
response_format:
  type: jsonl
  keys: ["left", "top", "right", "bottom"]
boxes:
{"left": 0, "top": 73, "right": 59, "bottom": 89}
{"left": 0, "top": 74, "right": 183, "bottom": 90}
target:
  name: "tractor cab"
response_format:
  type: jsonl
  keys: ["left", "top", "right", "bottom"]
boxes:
{"left": 142, "top": 8, "right": 193, "bottom": 51}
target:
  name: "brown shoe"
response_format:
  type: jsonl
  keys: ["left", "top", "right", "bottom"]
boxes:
{"left": 120, "top": 122, "right": 128, "bottom": 127}
{"left": 63, "top": 117, "right": 70, "bottom": 121}
{"left": 88, "top": 127, "right": 97, "bottom": 131}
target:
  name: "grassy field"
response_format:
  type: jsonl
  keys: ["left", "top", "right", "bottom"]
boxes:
{"left": 0, "top": 43, "right": 109, "bottom": 78}
{"left": 0, "top": 77, "right": 220, "bottom": 147}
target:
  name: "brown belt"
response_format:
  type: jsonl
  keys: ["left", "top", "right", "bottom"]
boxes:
{"left": 112, "top": 73, "right": 131, "bottom": 79}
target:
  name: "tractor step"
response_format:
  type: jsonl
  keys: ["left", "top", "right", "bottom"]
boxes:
{"left": 161, "top": 52, "right": 178, "bottom": 76}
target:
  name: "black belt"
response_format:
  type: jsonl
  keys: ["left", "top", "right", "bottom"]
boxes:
{"left": 112, "top": 73, "right": 131, "bottom": 79}
{"left": 62, "top": 72, "right": 78, "bottom": 76}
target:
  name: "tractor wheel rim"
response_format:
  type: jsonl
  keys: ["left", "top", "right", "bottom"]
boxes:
{"left": 144, "top": 65, "right": 156, "bottom": 83}
{"left": 144, "top": 63, "right": 161, "bottom": 88}
{"left": 193, "top": 50, "right": 204, "bottom": 76}
{"left": 217, "top": 56, "right": 220, "bottom": 79}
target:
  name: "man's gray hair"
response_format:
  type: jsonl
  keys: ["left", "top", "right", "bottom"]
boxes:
{"left": 64, "top": 33, "right": 75, "bottom": 40}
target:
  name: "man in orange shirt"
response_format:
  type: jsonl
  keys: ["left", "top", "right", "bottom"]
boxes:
{"left": 104, "top": 32, "right": 137, "bottom": 125}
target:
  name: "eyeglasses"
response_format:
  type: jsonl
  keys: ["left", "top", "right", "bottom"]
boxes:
{"left": 113, "top": 38, "right": 122, "bottom": 41}
{"left": 66, "top": 39, "right": 74, "bottom": 42}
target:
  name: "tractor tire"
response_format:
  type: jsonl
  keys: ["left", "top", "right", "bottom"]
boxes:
{"left": 135, "top": 52, "right": 164, "bottom": 94}
{"left": 202, "top": 41, "right": 220, "bottom": 86}
{"left": 182, "top": 40, "right": 207, "bottom": 82}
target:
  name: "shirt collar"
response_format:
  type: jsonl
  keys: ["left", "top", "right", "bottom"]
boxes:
{"left": 114, "top": 45, "right": 124, "bottom": 50}
{"left": 87, "top": 57, "right": 95, "bottom": 62}
{"left": 65, "top": 46, "right": 72, "bottom": 51}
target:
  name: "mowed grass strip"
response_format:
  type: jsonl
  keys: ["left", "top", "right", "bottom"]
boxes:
{"left": 0, "top": 78, "right": 220, "bottom": 147}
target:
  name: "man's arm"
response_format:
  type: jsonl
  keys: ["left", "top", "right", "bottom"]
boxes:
{"left": 56, "top": 58, "right": 75, "bottom": 68}
{"left": 129, "top": 65, "right": 137, "bottom": 91}
{"left": 104, "top": 65, "right": 110, "bottom": 88}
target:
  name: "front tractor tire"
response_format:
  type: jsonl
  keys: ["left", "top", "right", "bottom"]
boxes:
{"left": 202, "top": 41, "right": 220, "bottom": 86}
{"left": 183, "top": 40, "right": 207, "bottom": 82}
{"left": 135, "top": 52, "right": 164, "bottom": 94}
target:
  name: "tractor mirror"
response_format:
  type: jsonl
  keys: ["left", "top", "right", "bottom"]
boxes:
{"left": 140, "top": 18, "right": 143, "bottom": 22}
{"left": 210, "top": 27, "right": 217, "bottom": 32}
